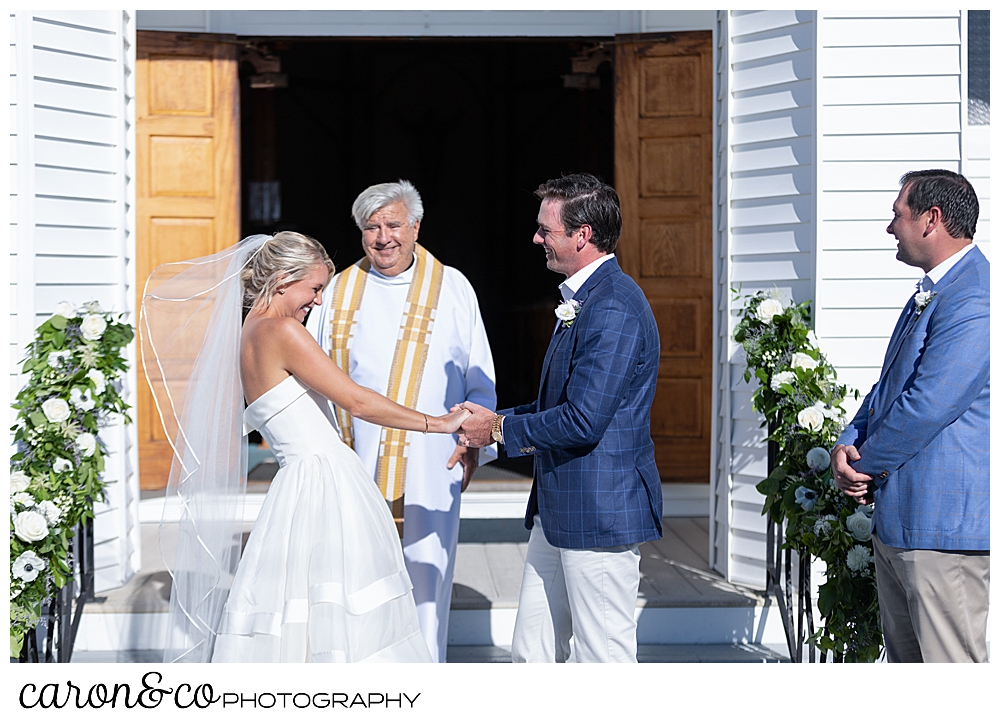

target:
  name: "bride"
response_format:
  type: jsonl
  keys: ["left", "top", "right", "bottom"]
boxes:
{"left": 142, "top": 232, "right": 468, "bottom": 663}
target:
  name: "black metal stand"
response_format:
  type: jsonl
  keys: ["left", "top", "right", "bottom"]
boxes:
{"left": 17, "top": 518, "right": 95, "bottom": 663}
{"left": 763, "top": 433, "right": 821, "bottom": 663}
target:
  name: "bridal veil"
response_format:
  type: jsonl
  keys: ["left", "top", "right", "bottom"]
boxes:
{"left": 140, "top": 235, "right": 270, "bottom": 663}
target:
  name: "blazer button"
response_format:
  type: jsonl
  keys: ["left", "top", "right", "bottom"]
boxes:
{"left": 869, "top": 408, "right": 875, "bottom": 416}
{"left": 878, "top": 471, "right": 888, "bottom": 480}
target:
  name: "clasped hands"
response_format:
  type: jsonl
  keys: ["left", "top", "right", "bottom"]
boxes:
{"left": 449, "top": 401, "right": 496, "bottom": 448}
{"left": 831, "top": 444, "right": 874, "bottom": 505}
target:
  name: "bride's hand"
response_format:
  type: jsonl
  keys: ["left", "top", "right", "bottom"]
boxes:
{"left": 432, "top": 407, "right": 471, "bottom": 434}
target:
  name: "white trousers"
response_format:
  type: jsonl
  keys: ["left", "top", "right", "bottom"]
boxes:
{"left": 511, "top": 516, "right": 640, "bottom": 663}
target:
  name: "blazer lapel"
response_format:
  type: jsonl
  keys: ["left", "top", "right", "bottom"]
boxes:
{"left": 879, "top": 296, "right": 917, "bottom": 376}
{"left": 536, "top": 258, "right": 620, "bottom": 396}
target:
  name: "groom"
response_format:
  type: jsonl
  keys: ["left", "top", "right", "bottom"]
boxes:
{"left": 459, "top": 174, "right": 662, "bottom": 663}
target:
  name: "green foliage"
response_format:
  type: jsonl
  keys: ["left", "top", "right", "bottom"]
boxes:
{"left": 9, "top": 302, "right": 133, "bottom": 658}
{"left": 733, "top": 289, "right": 881, "bottom": 663}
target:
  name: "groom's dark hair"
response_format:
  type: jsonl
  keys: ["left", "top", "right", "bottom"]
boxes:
{"left": 900, "top": 169, "right": 979, "bottom": 240}
{"left": 536, "top": 173, "right": 622, "bottom": 254}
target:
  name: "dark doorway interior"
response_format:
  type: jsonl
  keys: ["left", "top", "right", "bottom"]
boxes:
{"left": 239, "top": 39, "right": 615, "bottom": 472}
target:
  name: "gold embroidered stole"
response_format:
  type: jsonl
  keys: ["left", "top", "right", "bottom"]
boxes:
{"left": 326, "top": 244, "right": 445, "bottom": 536}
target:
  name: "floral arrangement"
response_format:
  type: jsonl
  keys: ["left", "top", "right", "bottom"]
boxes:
{"left": 9, "top": 301, "right": 133, "bottom": 658}
{"left": 734, "top": 290, "right": 882, "bottom": 663}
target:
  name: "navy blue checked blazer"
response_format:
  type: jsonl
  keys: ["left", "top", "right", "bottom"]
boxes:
{"left": 499, "top": 258, "right": 663, "bottom": 549}
{"left": 837, "top": 245, "right": 990, "bottom": 550}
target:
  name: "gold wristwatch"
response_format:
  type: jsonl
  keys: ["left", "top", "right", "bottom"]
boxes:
{"left": 491, "top": 414, "right": 505, "bottom": 444}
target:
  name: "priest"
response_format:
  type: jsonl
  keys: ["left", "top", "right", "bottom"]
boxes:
{"left": 306, "top": 180, "right": 497, "bottom": 662}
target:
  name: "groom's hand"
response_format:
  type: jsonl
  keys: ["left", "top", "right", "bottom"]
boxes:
{"left": 454, "top": 401, "right": 495, "bottom": 448}
{"left": 447, "top": 445, "right": 479, "bottom": 492}
{"left": 832, "top": 444, "right": 873, "bottom": 502}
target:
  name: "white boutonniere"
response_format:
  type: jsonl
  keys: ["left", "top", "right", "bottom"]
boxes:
{"left": 555, "top": 299, "right": 582, "bottom": 328}
{"left": 914, "top": 290, "right": 937, "bottom": 316}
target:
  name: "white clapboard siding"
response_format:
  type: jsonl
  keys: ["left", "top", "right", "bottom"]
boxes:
{"left": 814, "top": 11, "right": 966, "bottom": 422}
{"left": 962, "top": 13, "right": 990, "bottom": 260}
{"left": 10, "top": 11, "right": 139, "bottom": 593}
{"left": 713, "top": 9, "right": 817, "bottom": 587}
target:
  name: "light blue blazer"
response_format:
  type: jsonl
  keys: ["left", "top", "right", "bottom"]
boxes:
{"left": 837, "top": 245, "right": 989, "bottom": 550}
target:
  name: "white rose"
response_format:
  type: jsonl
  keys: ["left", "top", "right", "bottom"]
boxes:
{"left": 70, "top": 387, "right": 96, "bottom": 412}
{"left": 37, "top": 500, "right": 63, "bottom": 525}
{"left": 806, "top": 446, "right": 831, "bottom": 471}
{"left": 41, "top": 397, "right": 71, "bottom": 423}
{"left": 770, "top": 371, "right": 796, "bottom": 391}
{"left": 75, "top": 432, "right": 97, "bottom": 457}
{"left": 797, "top": 405, "right": 825, "bottom": 432}
{"left": 52, "top": 458, "right": 73, "bottom": 474}
{"left": 51, "top": 301, "right": 77, "bottom": 319}
{"left": 755, "top": 298, "right": 784, "bottom": 323}
{"left": 791, "top": 352, "right": 818, "bottom": 370}
{"left": 554, "top": 300, "right": 580, "bottom": 322}
{"left": 9, "top": 471, "right": 31, "bottom": 494}
{"left": 14, "top": 510, "right": 49, "bottom": 542}
{"left": 12, "top": 551, "right": 47, "bottom": 582}
{"left": 80, "top": 314, "right": 108, "bottom": 341}
{"left": 845, "top": 509, "right": 873, "bottom": 542}
{"left": 86, "top": 368, "right": 107, "bottom": 394}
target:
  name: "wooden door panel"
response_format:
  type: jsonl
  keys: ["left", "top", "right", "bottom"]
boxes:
{"left": 136, "top": 31, "right": 239, "bottom": 489}
{"left": 616, "top": 31, "right": 713, "bottom": 485}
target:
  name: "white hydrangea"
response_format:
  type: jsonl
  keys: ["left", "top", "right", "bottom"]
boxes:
{"left": 846, "top": 545, "right": 873, "bottom": 574}
{"left": 770, "top": 371, "right": 796, "bottom": 391}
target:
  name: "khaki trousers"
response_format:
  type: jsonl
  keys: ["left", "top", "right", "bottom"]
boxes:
{"left": 872, "top": 532, "right": 990, "bottom": 663}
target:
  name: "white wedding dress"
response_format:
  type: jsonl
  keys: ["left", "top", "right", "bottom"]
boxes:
{"left": 211, "top": 375, "right": 432, "bottom": 663}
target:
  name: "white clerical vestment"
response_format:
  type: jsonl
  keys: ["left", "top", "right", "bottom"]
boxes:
{"left": 307, "top": 258, "right": 496, "bottom": 662}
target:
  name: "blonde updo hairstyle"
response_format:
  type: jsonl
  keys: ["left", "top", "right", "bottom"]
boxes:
{"left": 241, "top": 231, "right": 334, "bottom": 316}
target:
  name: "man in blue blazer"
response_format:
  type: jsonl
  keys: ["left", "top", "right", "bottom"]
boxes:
{"left": 833, "top": 169, "right": 989, "bottom": 663}
{"left": 458, "top": 174, "right": 662, "bottom": 663}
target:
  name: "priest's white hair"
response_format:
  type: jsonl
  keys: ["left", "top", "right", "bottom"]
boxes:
{"left": 351, "top": 179, "right": 424, "bottom": 229}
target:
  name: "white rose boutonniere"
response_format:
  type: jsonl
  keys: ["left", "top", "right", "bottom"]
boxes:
{"left": 845, "top": 508, "right": 873, "bottom": 542}
{"left": 555, "top": 299, "right": 583, "bottom": 328}
{"left": 80, "top": 314, "right": 108, "bottom": 341}
{"left": 41, "top": 397, "right": 72, "bottom": 424}
{"left": 755, "top": 298, "right": 783, "bottom": 323}
{"left": 14, "top": 510, "right": 50, "bottom": 542}
{"left": 791, "top": 352, "right": 818, "bottom": 370}
{"left": 913, "top": 290, "right": 937, "bottom": 316}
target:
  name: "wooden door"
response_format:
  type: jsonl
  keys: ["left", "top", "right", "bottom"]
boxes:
{"left": 136, "top": 32, "right": 240, "bottom": 489}
{"left": 614, "top": 32, "right": 713, "bottom": 484}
